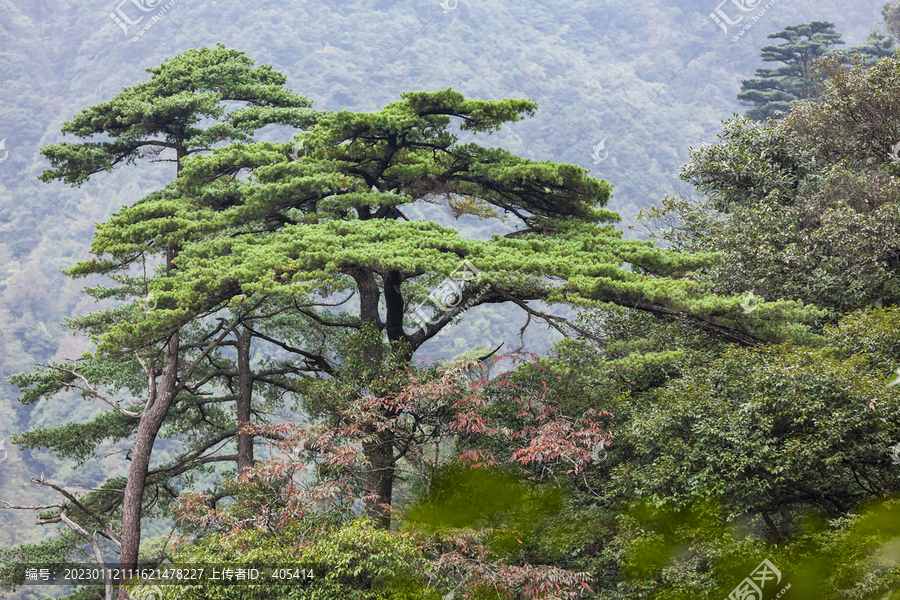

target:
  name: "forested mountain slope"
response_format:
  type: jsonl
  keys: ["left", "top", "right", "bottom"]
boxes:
{"left": 0, "top": 0, "right": 889, "bottom": 595}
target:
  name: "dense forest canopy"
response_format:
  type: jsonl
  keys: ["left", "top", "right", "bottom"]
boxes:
{"left": 2, "top": 1, "right": 900, "bottom": 599}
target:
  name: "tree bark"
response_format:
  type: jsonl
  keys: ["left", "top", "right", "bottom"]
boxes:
{"left": 236, "top": 327, "right": 254, "bottom": 473}
{"left": 119, "top": 210, "right": 185, "bottom": 598}
{"left": 117, "top": 331, "right": 179, "bottom": 598}
{"left": 363, "top": 431, "right": 395, "bottom": 529}
{"left": 348, "top": 267, "right": 396, "bottom": 528}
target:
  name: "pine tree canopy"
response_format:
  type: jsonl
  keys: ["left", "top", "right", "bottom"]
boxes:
{"left": 38, "top": 43, "right": 317, "bottom": 186}
{"left": 73, "top": 89, "right": 821, "bottom": 356}
{"left": 738, "top": 21, "right": 844, "bottom": 121}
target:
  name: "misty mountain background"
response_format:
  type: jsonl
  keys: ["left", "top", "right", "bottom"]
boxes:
{"left": 0, "top": 1, "right": 886, "bottom": 595}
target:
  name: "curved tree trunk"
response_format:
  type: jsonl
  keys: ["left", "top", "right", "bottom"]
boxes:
{"left": 118, "top": 331, "right": 179, "bottom": 598}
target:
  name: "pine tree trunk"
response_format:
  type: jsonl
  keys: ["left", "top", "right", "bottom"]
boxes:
{"left": 363, "top": 430, "right": 395, "bottom": 529}
{"left": 236, "top": 327, "right": 254, "bottom": 473}
{"left": 351, "top": 267, "right": 396, "bottom": 528}
{"left": 117, "top": 331, "right": 179, "bottom": 598}
{"left": 118, "top": 176, "right": 185, "bottom": 597}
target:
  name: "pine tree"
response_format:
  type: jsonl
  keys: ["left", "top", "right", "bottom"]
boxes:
{"left": 4, "top": 44, "right": 317, "bottom": 600}
{"left": 845, "top": 31, "right": 896, "bottom": 65}
{"left": 100, "top": 88, "right": 820, "bottom": 531}
{"left": 737, "top": 21, "right": 844, "bottom": 121}
{"left": 5, "top": 53, "right": 825, "bottom": 600}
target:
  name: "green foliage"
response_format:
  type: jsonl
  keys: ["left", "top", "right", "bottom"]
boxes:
{"left": 0, "top": 534, "right": 89, "bottom": 592}
{"left": 649, "top": 53, "right": 900, "bottom": 319}
{"left": 162, "top": 519, "right": 439, "bottom": 600}
{"left": 602, "top": 496, "right": 900, "bottom": 600}
{"left": 845, "top": 32, "right": 898, "bottom": 66}
{"left": 824, "top": 306, "right": 900, "bottom": 374}
{"left": 403, "top": 462, "right": 564, "bottom": 556}
{"left": 2, "top": 44, "right": 327, "bottom": 599}
{"left": 508, "top": 305, "right": 900, "bottom": 597}
{"left": 38, "top": 43, "right": 316, "bottom": 186}
{"left": 8, "top": 12, "right": 900, "bottom": 600}
{"left": 97, "top": 84, "right": 822, "bottom": 357}
{"left": 612, "top": 340, "right": 900, "bottom": 525}
{"left": 12, "top": 410, "right": 136, "bottom": 466}
{"left": 782, "top": 53, "right": 900, "bottom": 169}
{"left": 885, "top": 1, "right": 900, "bottom": 39}
{"left": 680, "top": 115, "right": 814, "bottom": 213}
{"left": 738, "top": 21, "right": 845, "bottom": 122}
